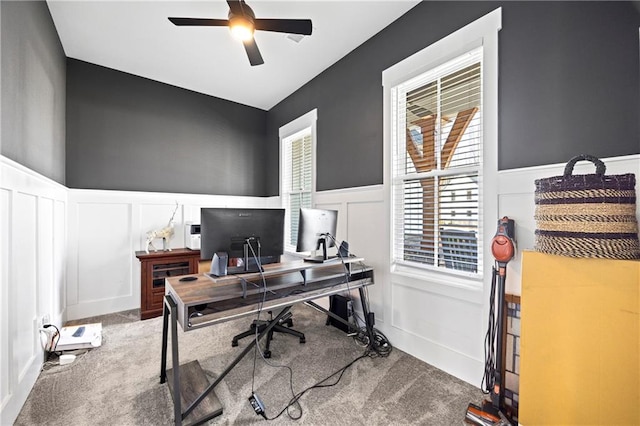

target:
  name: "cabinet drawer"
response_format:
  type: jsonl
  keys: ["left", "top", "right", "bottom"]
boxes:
{"left": 152, "top": 261, "right": 191, "bottom": 287}
{"left": 150, "top": 289, "right": 166, "bottom": 309}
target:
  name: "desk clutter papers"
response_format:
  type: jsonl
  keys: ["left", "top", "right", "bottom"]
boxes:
{"left": 57, "top": 323, "right": 102, "bottom": 351}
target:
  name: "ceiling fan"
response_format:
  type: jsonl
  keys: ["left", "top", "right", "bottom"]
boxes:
{"left": 168, "top": 0, "right": 313, "bottom": 66}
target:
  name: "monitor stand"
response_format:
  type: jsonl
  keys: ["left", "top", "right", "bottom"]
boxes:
{"left": 303, "top": 238, "right": 337, "bottom": 263}
{"left": 210, "top": 242, "right": 264, "bottom": 277}
{"left": 303, "top": 255, "right": 337, "bottom": 263}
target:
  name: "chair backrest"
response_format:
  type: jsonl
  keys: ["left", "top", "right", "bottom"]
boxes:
{"left": 440, "top": 228, "right": 478, "bottom": 272}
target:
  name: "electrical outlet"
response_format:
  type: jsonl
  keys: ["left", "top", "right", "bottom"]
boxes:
{"left": 41, "top": 314, "right": 50, "bottom": 326}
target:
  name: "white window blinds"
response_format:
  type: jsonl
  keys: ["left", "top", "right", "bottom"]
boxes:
{"left": 392, "top": 47, "right": 483, "bottom": 276}
{"left": 282, "top": 130, "right": 313, "bottom": 250}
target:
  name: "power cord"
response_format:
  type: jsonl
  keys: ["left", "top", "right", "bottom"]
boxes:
{"left": 246, "top": 234, "right": 393, "bottom": 420}
{"left": 325, "top": 234, "right": 392, "bottom": 357}
{"left": 481, "top": 263, "right": 499, "bottom": 394}
{"left": 245, "top": 238, "right": 301, "bottom": 419}
{"left": 265, "top": 331, "right": 392, "bottom": 422}
{"left": 245, "top": 238, "right": 267, "bottom": 393}
{"left": 41, "top": 348, "right": 89, "bottom": 371}
{"left": 39, "top": 324, "right": 60, "bottom": 353}
{"left": 39, "top": 324, "right": 92, "bottom": 369}
{"left": 266, "top": 352, "right": 370, "bottom": 421}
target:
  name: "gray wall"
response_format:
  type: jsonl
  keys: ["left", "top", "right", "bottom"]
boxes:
{"left": 58, "top": 1, "right": 640, "bottom": 195}
{"left": 1, "top": 0, "right": 66, "bottom": 184}
{"left": 500, "top": 2, "right": 640, "bottom": 169}
{"left": 266, "top": 1, "right": 640, "bottom": 194}
{"left": 66, "top": 59, "right": 268, "bottom": 196}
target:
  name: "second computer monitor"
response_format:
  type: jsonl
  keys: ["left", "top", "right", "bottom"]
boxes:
{"left": 296, "top": 208, "right": 338, "bottom": 262}
{"left": 200, "top": 207, "right": 285, "bottom": 275}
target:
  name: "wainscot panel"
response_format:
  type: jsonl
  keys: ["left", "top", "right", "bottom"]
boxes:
{"left": 65, "top": 189, "right": 279, "bottom": 320}
{"left": 0, "top": 156, "right": 68, "bottom": 425}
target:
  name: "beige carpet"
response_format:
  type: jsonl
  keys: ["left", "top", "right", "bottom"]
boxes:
{"left": 15, "top": 305, "right": 483, "bottom": 425}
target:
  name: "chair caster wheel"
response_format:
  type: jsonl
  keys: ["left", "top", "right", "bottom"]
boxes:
{"left": 231, "top": 340, "right": 238, "bottom": 347}
{"left": 264, "top": 350, "right": 271, "bottom": 358}
{"left": 299, "top": 337, "right": 306, "bottom": 344}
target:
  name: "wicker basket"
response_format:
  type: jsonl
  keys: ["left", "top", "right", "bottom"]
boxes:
{"left": 534, "top": 154, "right": 640, "bottom": 259}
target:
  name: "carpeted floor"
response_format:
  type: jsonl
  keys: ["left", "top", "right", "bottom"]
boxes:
{"left": 15, "top": 305, "right": 484, "bottom": 425}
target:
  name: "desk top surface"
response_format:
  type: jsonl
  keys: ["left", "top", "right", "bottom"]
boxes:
{"left": 164, "top": 257, "right": 372, "bottom": 330}
{"left": 166, "top": 257, "right": 365, "bottom": 302}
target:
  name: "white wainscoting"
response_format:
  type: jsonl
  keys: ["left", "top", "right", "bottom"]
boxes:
{"left": 316, "top": 184, "right": 487, "bottom": 385}
{"left": 66, "top": 189, "right": 279, "bottom": 320}
{"left": 313, "top": 185, "right": 387, "bottom": 317}
{"left": 2, "top": 153, "right": 637, "bottom": 425}
{"left": 315, "top": 154, "right": 640, "bottom": 388}
{"left": 0, "top": 156, "right": 67, "bottom": 425}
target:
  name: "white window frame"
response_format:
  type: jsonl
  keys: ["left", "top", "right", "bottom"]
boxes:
{"left": 393, "top": 49, "right": 483, "bottom": 279}
{"left": 383, "top": 8, "right": 501, "bottom": 289}
{"left": 279, "top": 109, "right": 317, "bottom": 254}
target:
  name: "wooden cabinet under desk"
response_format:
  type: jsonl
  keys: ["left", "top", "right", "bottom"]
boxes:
{"left": 135, "top": 248, "right": 201, "bottom": 320}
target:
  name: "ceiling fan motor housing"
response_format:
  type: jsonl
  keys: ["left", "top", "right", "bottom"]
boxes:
{"left": 228, "top": 1, "right": 255, "bottom": 21}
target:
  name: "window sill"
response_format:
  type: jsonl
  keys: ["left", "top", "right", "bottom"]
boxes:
{"left": 391, "top": 262, "right": 484, "bottom": 304}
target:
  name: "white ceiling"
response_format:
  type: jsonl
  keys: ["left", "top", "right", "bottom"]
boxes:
{"left": 47, "top": 0, "right": 420, "bottom": 110}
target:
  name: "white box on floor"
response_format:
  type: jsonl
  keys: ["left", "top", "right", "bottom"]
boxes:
{"left": 56, "top": 323, "right": 102, "bottom": 351}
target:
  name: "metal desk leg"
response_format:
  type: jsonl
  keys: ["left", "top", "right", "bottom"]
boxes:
{"left": 160, "top": 301, "right": 170, "bottom": 384}
{"left": 165, "top": 295, "right": 182, "bottom": 426}
{"left": 358, "top": 287, "right": 376, "bottom": 348}
{"left": 181, "top": 306, "right": 292, "bottom": 421}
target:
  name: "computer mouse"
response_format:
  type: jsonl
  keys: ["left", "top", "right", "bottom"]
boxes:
{"left": 179, "top": 276, "right": 198, "bottom": 282}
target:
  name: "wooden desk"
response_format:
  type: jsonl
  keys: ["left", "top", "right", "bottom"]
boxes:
{"left": 159, "top": 257, "right": 375, "bottom": 426}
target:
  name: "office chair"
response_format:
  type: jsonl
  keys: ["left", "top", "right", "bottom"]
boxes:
{"left": 231, "top": 309, "right": 305, "bottom": 358}
{"left": 440, "top": 228, "right": 478, "bottom": 273}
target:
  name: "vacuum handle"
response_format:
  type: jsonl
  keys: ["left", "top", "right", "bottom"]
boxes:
{"left": 491, "top": 217, "right": 515, "bottom": 265}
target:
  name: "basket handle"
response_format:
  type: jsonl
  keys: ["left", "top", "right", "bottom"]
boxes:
{"left": 563, "top": 154, "right": 606, "bottom": 177}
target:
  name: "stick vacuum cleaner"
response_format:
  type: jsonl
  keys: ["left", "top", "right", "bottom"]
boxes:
{"left": 465, "top": 217, "right": 516, "bottom": 426}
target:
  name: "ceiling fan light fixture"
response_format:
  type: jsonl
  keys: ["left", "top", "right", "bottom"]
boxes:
{"left": 229, "top": 16, "right": 254, "bottom": 41}
{"left": 169, "top": 0, "right": 312, "bottom": 66}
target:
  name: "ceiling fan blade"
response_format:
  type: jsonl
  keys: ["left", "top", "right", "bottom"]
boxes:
{"left": 168, "top": 17, "right": 229, "bottom": 26}
{"left": 254, "top": 19, "right": 312, "bottom": 35}
{"left": 226, "top": 0, "right": 244, "bottom": 16}
{"left": 243, "top": 38, "right": 264, "bottom": 66}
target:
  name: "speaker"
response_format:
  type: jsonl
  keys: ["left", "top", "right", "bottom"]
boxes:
{"left": 210, "top": 252, "right": 228, "bottom": 277}
{"left": 327, "top": 294, "right": 352, "bottom": 333}
{"left": 184, "top": 223, "right": 201, "bottom": 250}
{"left": 338, "top": 241, "right": 349, "bottom": 258}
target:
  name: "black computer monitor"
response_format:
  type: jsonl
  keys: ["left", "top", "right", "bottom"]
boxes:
{"left": 296, "top": 208, "right": 338, "bottom": 262}
{"left": 200, "top": 208, "right": 285, "bottom": 275}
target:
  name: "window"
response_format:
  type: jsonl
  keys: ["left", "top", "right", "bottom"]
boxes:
{"left": 391, "top": 49, "right": 483, "bottom": 276}
{"left": 384, "top": 8, "right": 501, "bottom": 283}
{"left": 280, "top": 110, "right": 317, "bottom": 253}
{"left": 282, "top": 129, "right": 312, "bottom": 250}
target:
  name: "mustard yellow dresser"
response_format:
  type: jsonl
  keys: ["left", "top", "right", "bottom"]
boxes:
{"left": 519, "top": 251, "right": 639, "bottom": 425}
